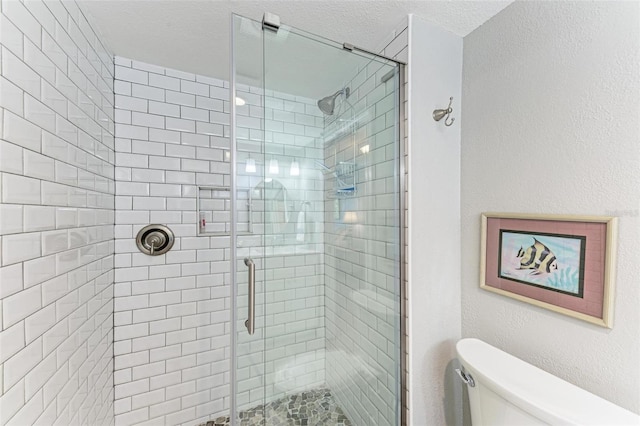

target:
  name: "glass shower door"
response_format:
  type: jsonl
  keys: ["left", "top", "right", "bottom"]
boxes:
{"left": 232, "top": 13, "right": 403, "bottom": 426}
{"left": 231, "top": 14, "right": 267, "bottom": 421}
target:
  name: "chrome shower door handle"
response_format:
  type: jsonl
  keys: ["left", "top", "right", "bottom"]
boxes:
{"left": 244, "top": 257, "right": 255, "bottom": 335}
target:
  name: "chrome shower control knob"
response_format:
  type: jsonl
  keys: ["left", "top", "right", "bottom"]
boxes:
{"left": 136, "top": 225, "right": 175, "bottom": 256}
{"left": 145, "top": 232, "right": 165, "bottom": 254}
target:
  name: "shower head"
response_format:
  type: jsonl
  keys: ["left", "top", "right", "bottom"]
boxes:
{"left": 317, "top": 87, "right": 350, "bottom": 115}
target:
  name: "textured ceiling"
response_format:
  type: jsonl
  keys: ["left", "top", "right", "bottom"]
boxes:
{"left": 79, "top": 0, "right": 514, "bottom": 86}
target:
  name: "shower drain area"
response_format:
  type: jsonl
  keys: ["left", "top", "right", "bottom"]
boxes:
{"left": 199, "top": 387, "right": 352, "bottom": 426}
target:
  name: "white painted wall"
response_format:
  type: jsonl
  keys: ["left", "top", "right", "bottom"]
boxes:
{"left": 462, "top": 0, "right": 640, "bottom": 415}
{"left": 408, "top": 14, "right": 463, "bottom": 426}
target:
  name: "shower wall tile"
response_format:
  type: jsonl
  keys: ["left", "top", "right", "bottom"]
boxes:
{"left": 114, "top": 57, "right": 326, "bottom": 425}
{"left": 113, "top": 58, "right": 232, "bottom": 426}
{"left": 0, "top": 0, "right": 115, "bottom": 425}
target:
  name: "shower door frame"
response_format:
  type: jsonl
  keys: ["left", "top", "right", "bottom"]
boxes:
{"left": 229, "top": 13, "right": 408, "bottom": 426}
{"left": 398, "top": 61, "right": 407, "bottom": 426}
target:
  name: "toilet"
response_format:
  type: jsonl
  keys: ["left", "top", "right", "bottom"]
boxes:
{"left": 456, "top": 338, "right": 640, "bottom": 425}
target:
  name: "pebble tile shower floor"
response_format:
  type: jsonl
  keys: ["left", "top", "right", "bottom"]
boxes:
{"left": 200, "top": 388, "right": 352, "bottom": 426}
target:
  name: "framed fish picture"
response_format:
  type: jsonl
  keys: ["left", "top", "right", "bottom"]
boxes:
{"left": 480, "top": 213, "right": 617, "bottom": 328}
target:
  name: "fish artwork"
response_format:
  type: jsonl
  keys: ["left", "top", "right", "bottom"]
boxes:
{"left": 516, "top": 238, "right": 558, "bottom": 275}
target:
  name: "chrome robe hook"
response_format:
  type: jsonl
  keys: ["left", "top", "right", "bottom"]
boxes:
{"left": 433, "top": 97, "right": 455, "bottom": 126}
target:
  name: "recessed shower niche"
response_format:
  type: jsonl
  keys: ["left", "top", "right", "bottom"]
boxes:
{"left": 197, "top": 186, "right": 252, "bottom": 235}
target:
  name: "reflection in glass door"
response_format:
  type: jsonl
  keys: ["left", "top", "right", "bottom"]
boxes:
{"left": 231, "top": 14, "right": 403, "bottom": 425}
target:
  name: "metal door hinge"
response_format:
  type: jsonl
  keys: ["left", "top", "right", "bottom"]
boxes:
{"left": 262, "top": 13, "right": 280, "bottom": 32}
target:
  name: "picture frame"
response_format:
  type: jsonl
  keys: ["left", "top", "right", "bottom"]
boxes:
{"left": 480, "top": 213, "right": 617, "bottom": 328}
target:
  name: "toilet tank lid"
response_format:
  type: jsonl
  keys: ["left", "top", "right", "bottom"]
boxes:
{"left": 456, "top": 338, "right": 640, "bottom": 426}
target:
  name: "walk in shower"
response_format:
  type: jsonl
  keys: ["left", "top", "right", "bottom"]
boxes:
{"left": 229, "top": 14, "right": 405, "bottom": 426}
{"left": 0, "top": 2, "right": 406, "bottom": 422}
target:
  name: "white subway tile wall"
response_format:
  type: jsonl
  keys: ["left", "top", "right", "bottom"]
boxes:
{"left": 113, "top": 57, "right": 231, "bottom": 426}
{"left": 0, "top": 0, "right": 115, "bottom": 424}
{"left": 113, "top": 58, "right": 326, "bottom": 425}
{"left": 323, "top": 23, "right": 408, "bottom": 426}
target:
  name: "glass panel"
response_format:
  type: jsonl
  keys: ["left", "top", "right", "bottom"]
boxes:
{"left": 232, "top": 14, "right": 401, "bottom": 426}
{"left": 262, "top": 25, "right": 401, "bottom": 426}
{"left": 231, "top": 14, "right": 266, "bottom": 423}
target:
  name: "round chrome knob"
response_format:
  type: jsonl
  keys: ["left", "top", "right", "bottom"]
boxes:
{"left": 136, "top": 225, "right": 175, "bottom": 256}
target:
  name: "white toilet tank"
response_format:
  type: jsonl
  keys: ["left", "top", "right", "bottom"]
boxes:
{"left": 456, "top": 338, "right": 640, "bottom": 426}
